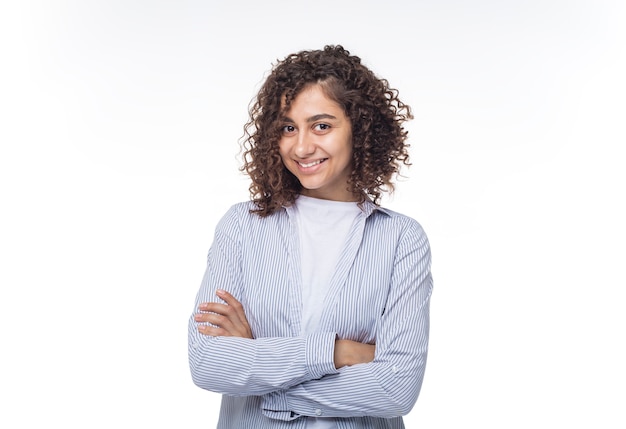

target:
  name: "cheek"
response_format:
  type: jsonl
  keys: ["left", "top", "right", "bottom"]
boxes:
{"left": 341, "top": 142, "right": 354, "bottom": 163}
{"left": 278, "top": 142, "right": 292, "bottom": 167}
{"left": 339, "top": 132, "right": 353, "bottom": 159}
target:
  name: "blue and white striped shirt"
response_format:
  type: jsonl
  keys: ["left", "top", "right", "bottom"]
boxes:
{"left": 188, "top": 200, "right": 433, "bottom": 429}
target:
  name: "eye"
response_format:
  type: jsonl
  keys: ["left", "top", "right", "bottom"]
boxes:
{"left": 313, "top": 123, "right": 331, "bottom": 132}
{"left": 281, "top": 125, "right": 296, "bottom": 135}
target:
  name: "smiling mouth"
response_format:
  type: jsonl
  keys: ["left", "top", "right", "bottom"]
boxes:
{"left": 297, "top": 159, "right": 327, "bottom": 168}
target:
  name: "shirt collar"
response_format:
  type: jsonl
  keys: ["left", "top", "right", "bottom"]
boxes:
{"left": 360, "top": 199, "right": 392, "bottom": 218}
{"left": 283, "top": 197, "right": 390, "bottom": 219}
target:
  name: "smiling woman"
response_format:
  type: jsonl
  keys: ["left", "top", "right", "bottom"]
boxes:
{"left": 278, "top": 85, "right": 354, "bottom": 202}
{"left": 188, "top": 45, "right": 433, "bottom": 429}
{"left": 240, "top": 46, "right": 413, "bottom": 217}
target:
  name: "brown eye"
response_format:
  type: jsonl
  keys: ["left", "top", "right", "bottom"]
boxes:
{"left": 282, "top": 125, "right": 296, "bottom": 134}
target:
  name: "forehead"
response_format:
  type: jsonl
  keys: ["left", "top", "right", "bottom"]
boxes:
{"left": 281, "top": 84, "right": 344, "bottom": 117}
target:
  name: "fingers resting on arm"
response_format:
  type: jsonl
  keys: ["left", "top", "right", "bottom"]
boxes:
{"left": 334, "top": 339, "right": 375, "bottom": 369}
{"left": 194, "top": 289, "right": 253, "bottom": 339}
{"left": 194, "top": 290, "right": 374, "bottom": 367}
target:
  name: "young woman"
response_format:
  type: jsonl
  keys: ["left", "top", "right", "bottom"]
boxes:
{"left": 188, "top": 45, "right": 433, "bottom": 429}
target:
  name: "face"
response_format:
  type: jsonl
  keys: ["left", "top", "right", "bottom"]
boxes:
{"left": 278, "top": 84, "right": 355, "bottom": 201}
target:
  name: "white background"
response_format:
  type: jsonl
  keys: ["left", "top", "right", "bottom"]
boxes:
{"left": 1, "top": 1, "right": 624, "bottom": 427}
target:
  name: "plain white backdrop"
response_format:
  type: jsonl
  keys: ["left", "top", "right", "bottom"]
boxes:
{"left": 1, "top": 1, "right": 624, "bottom": 427}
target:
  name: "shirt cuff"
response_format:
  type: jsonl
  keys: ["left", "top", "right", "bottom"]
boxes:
{"left": 305, "top": 331, "right": 339, "bottom": 380}
{"left": 262, "top": 391, "right": 300, "bottom": 421}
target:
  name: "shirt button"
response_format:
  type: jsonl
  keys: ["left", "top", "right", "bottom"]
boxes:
{"left": 315, "top": 409, "right": 322, "bottom": 416}
{"left": 392, "top": 365, "right": 398, "bottom": 373}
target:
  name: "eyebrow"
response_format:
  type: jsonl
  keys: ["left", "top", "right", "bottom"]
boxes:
{"left": 282, "top": 113, "right": 338, "bottom": 123}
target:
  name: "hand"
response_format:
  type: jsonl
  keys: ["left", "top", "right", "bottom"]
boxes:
{"left": 194, "top": 289, "right": 253, "bottom": 339}
{"left": 334, "top": 339, "right": 376, "bottom": 369}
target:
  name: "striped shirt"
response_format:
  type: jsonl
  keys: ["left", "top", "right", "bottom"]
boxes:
{"left": 188, "top": 199, "right": 433, "bottom": 429}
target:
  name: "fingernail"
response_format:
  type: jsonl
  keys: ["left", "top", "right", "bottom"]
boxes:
{"left": 216, "top": 289, "right": 225, "bottom": 296}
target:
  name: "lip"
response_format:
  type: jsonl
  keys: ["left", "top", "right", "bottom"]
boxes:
{"left": 295, "top": 158, "right": 327, "bottom": 172}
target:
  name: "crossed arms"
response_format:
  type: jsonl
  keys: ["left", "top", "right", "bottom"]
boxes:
{"left": 188, "top": 205, "right": 432, "bottom": 420}
{"left": 194, "top": 288, "right": 375, "bottom": 369}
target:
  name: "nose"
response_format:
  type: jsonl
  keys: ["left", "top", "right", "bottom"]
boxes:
{"left": 294, "top": 131, "right": 315, "bottom": 158}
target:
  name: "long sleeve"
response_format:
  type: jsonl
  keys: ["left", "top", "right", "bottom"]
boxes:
{"left": 262, "top": 217, "right": 433, "bottom": 419}
{"left": 188, "top": 204, "right": 339, "bottom": 396}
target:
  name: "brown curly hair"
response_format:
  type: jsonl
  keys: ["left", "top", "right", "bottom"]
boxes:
{"left": 241, "top": 45, "right": 412, "bottom": 217}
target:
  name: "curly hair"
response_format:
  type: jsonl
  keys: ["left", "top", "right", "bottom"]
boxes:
{"left": 241, "top": 45, "right": 412, "bottom": 217}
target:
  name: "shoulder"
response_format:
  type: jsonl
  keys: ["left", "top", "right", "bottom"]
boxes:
{"left": 216, "top": 201, "right": 288, "bottom": 233}
{"left": 222, "top": 200, "right": 257, "bottom": 218}
{"left": 365, "top": 206, "right": 431, "bottom": 256}
{"left": 222, "top": 201, "right": 288, "bottom": 220}
{"left": 370, "top": 205, "right": 428, "bottom": 235}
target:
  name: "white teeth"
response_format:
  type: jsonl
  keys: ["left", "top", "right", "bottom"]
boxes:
{"left": 298, "top": 159, "right": 324, "bottom": 168}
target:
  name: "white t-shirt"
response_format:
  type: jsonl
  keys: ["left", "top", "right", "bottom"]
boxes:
{"left": 293, "top": 195, "right": 362, "bottom": 429}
